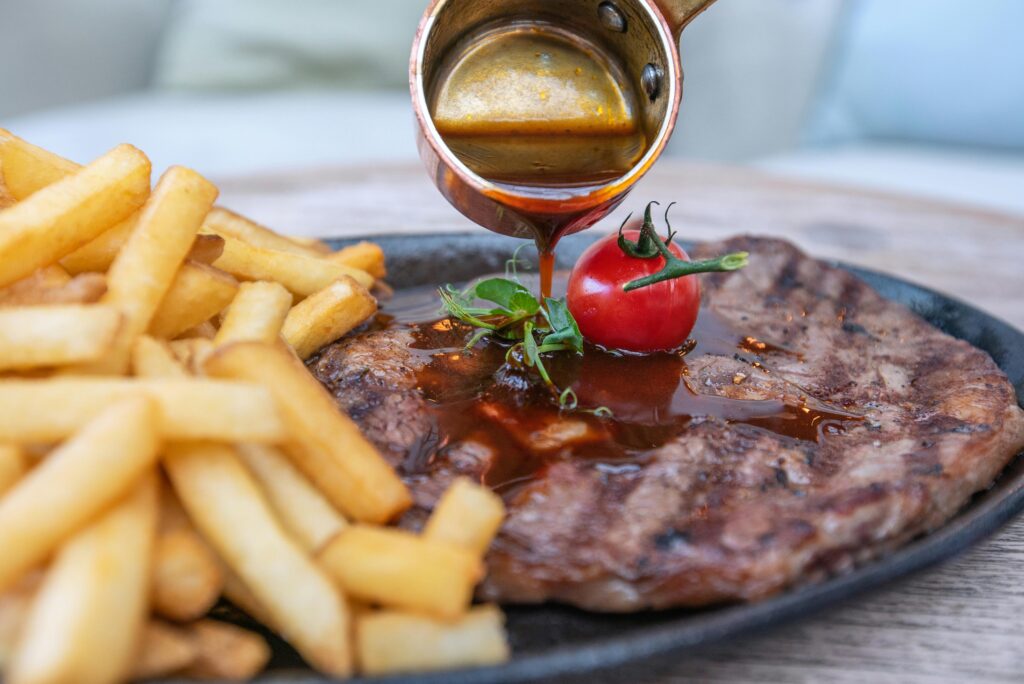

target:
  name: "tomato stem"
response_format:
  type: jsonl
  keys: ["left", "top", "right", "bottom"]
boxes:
{"left": 617, "top": 202, "right": 674, "bottom": 259}
{"left": 623, "top": 251, "right": 748, "bottom": 291}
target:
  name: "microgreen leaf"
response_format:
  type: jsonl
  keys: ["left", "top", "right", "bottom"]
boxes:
{"left": 441, "top": 271, "right": 584, "bottom": 403}
{"left": 522, "top": 321, "right": 554, "bottom": 386}
{"left": 505, "top": 243, "right": 531, "bottom": 281}
{"left": 559, "top": 388, "right": 579, "bottom": 410}
{"left": 439, "top": 286, "right": 498, "bottom": 330}
{"left": 474, "top": 278, "right": 539, "bottom": 314}
{"left": 541, "top": 298, "right": 584, "bottom": 352}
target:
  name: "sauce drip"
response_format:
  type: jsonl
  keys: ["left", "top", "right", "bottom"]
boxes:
{"left": 382, "top": 281, "right": 860, "bottom": 497}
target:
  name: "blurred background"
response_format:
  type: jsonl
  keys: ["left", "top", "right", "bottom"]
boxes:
{"left": 2, "top": 0, "right": 1023, "bottom": 216}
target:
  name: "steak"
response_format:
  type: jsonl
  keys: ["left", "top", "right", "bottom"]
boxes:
{"left": 309, "top": 236, "right": 1024, "bottom": 611}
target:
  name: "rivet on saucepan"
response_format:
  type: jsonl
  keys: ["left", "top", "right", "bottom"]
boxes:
{"left": 642, "top": 63, "right": 664, "bottom": 101}
{"left": 598, "top": 2, "right": 628, "bottom": 33}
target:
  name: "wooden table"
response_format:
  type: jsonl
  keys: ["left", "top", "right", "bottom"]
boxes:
{"left": 218, "top": 161, "right": 1024, "bottom": 683}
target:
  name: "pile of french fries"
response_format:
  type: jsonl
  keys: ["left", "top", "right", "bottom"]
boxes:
{"left": 0, "top": 129, "right": 510, "bottom": 682}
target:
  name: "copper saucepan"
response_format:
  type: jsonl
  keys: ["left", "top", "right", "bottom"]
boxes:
{"left": 410, "top": 0, "right": 717, "bottom": 245}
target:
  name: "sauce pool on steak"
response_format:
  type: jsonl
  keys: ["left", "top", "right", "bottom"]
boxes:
{"left": 396, "top": 307, "right": 861, "bottom": 499}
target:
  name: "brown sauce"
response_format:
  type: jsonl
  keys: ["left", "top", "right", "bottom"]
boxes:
{"left": 430, "top": 22, "right": 651, "bottom": 293}
{"left": 431, "top": 25, "right": 645, "bottom": 188}
{"left": 381, "top": 281, "right": 860, "bottom": 496}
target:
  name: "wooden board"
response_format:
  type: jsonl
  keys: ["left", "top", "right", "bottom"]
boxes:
{"left": 217, "top": 160, "right": 1024, "bottom": 684}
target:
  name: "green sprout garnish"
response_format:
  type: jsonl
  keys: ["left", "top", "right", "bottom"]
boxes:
{"left": 439, "top": 275, "right": 609, "bottom": 416}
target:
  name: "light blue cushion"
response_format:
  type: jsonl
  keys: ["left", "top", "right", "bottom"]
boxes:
{"left": 806, "top": 0, "right": 1024, "bottom": 151}
{"left": 155, "top": 0, "right": 425, "bottom": 91}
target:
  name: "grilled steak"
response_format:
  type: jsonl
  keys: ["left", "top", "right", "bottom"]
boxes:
{"left": 310, "top": 236, "right": 1024, "bottom": 611}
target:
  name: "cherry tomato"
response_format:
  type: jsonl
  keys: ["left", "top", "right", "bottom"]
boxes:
{"left": 566, "top": 230, "right": 700, "bottom": 352}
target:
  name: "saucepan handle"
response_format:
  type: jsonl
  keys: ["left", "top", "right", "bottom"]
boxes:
{"left": 652, "top": 0, "right": 718, "bottom": 38}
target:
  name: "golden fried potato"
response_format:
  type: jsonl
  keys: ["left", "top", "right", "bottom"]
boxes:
{"left": 213, "top": 236, "right": 373, "bottom": 295}
{"left": 78, "top": 166, "right": 218, "bottom": 374}
{"left": 130, "top": 621, "right": 198, "bottom": 681}
{"left": 357, "top": 606, "right": 510, "bottom": 675}
{"left": 330, "top": 241, "right": 386, "bottom": 279}
{"left": 282, "top": 276, "right": 377, "bottom": 360}
{"left": 0, "top": 305, "right": 122, "bottom": 371}
{"left": 213, "top": 281, "right": 292, "bottom": 347}
{"left": 165, "top": 442, "right": 352, "bottom": 677}
{"left": 319, "top": 525, "right": 482, "bottom": 619}
{"left": 0, "top": 272, "right": 106, "bottom": 308}
{"left": 0, "top": 399, "right": 158, "bottom": 591}
{"left": 204, "top": 342, "right": 411, "bottom": 523}
{"left": 148, "top": 262, "right": 238, "bottom": 341}
{"left": 180, "top": 619, "right": 271, "bottom": 680}
{"left": 9, "top": 476, "right": 157, "bottom": 684}
{"left": 424, "top": 478, "right": 506, "bottom": 556}
{"left": 0, "top": 128, "right": 80, "bottom": 200}
{"left": 0, "top": 144, "right": 150, "bottom": 288}
{"left": 0, "top": 378, "right": 285, "bottom": 444}
{"left": 236, "top": 443, "right": 346, "bottom": 553}
{"left": 202, "top": 207, "right": 325, "bottom": 258}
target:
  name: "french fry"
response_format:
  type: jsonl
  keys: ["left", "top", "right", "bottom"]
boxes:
{"left": 157, "top": 475, "right": 192, "bottom": 529}
{"left": 0, "top": 305, "right": 122, "bottom": 371}
{"left": 154, "top": 477, "right": 225, "bottom": 622}
{"left": 152, "top": 528, "right": 224, "bottom": 623}
{"left": 130, "top": 621, "right": 198, "bottom": 681}
{"left": 17, "top": 265, "right": 71, "bottom": 289}
{"left": 290, "top": 235, "right": 332, "bottom": 254}
{"left": 148, "top": 262, "right": 239, "bottom": 340}
{"left": 0, "top": 267, "right": 69, "bottom": 306}
{"left": 330, "top": 241, "right": 386, "bottom": 279}
{"left": 0, "top": 144, "right": 150, "bottom": 288}
{"left": 282, "top": 276, "right": 377, "bottom": 360}
{"left": 0, "top": 378, "right": 285, "bottom": 443}
{"left": 424, "top": 478, "right": 506, "bottom": 556}
{"left": 133, "top": 335, "right": 190, "bottom": 380}
{"left": 202, "top": 207, "right": 326, "bottom": 258}
{"left": 237, "top": 444, "right": 347, "bottom": 553}
{"left": 9, "top": 476, "right": 158, "bottom": 684}
{"left": 356, "top": 606, "right": 510, "bottom": 675}
{"left": 7, "top": 602, "right": 200, "bottom": 680}
{"left": 182, "top": 320, "right": 218, "bottom": 339}
{"left": 187, "top": 233, "right": 225, "bottom": 265}
{"left": 138, "top": 336, "right": 350, "bottom": 674}
{"left": 64, "top": 222, "right": 223, "bottom": 277}
{"left": 204, "top": 342, "right": 411, "bottom": 523}
{"left": 0, "top": 572, "right": 44, "bottom": 668}
{"left": 165, "top": 442, "right": 352, "bottom": 676}
{"left": 59, "top": 214, "right": 138, "bottom": 275}
{"left": 0, "top": 128, "right": 79, "bottom": 200}
{"left": 0, "top": 399, "right": 158, "bottom": 591}
{"left": 180, "top": 619, "right": 271, "bottom": 680}
{"left": 213, "top": 281, "right": 293, "bottom": 347}
{"left": 222, "top": 571, "right": 276, "bottom": 629}
{"left": 213, "top": 235, "right": 373, "bottom": 295}
{"left": 318, "top": 525, "right": 482, "bottom": 619}
{"left": 0, "top": 445, "right": 29, "bottom": 496}
{"left": 153, "top": 479, "right": 225, "bottom": 624}
{"left": 77, "top": 166, "right": 218, "bottom": 374}
{"left": 168, "top": 337, "right": 216, "bottom": 372}
{"left": 0, "top": 272, "right": 106, "bottom": 307}
{"left": 0, "top": 163, "right": 16, "bottom": 209}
